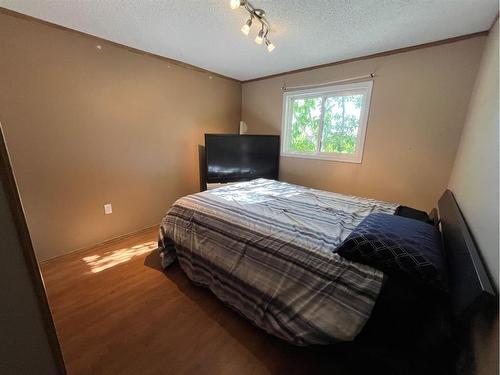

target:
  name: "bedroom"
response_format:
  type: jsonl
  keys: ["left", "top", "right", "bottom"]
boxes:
{"left": 0, "top": 1, "right": 498, "bottom": 374}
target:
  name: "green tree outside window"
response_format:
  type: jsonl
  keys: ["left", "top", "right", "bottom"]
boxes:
{"left": 290, "top": 94, "right": 363, "bottom": 154}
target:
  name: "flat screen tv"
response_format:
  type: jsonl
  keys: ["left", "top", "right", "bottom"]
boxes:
{"left": 205, "top": 134, "right": 280, "bottom": 183}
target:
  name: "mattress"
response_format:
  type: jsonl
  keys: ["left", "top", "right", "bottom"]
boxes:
{"left": 157, "top": 179, "right": 399, "bottom": 345}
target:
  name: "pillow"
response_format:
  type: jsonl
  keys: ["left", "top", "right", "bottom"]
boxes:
{"left": 336, "top": 213, "right": 447, "bottom": 291}
{"left": 395, "top": 205, "right": 434, "bottom": 225}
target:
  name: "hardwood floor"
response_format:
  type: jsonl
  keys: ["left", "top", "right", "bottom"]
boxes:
{"left": 40, "top": 228, "right": 390, "bottom": 375}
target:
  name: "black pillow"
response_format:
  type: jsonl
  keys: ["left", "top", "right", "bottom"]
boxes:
{"left": 336, "top": 213, "right": 447, "bottom": 291}
{"left": 395, "top": 205, "right": 434, "bottom": 225}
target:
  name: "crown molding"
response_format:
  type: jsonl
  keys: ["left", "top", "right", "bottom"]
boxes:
{"left": 0, "top": 7, "right": 241, "bottom": 84}
{"left": 242, "top": 31, "right": 488, "bottom": 83}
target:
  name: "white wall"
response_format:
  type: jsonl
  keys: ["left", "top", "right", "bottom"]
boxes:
{"left": 448, "top": 20, "right": 499, "bottom": 289}
{"left": 448, "top": 20, "right": 499, "bottom": 375}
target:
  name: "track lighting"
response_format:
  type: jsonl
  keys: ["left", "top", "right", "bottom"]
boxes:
{"left": 230, "top": 0, "right": 276, "bottom": 52}
{"left": 241, "top": 17, "right": 252, "bottom": 36}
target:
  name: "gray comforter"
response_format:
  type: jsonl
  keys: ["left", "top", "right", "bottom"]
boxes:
{"left": 158, "top": 179, "right": 398, "bottom": 345}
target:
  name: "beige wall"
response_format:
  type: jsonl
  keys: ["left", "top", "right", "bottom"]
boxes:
{"left": 0, "top": 12, "right": 241, "bottom": 260}
{"left": 242, "top": 37, "right": 486, "bottom": 211}
{"left": 448, "top": 20, "right": 499, "bottom": 375}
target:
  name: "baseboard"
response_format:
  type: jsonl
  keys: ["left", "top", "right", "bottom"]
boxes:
{"left": 40, "top": 224, "right": 158, "bottom": 265}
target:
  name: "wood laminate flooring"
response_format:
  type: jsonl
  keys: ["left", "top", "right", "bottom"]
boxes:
{"left": 40, "top": 227, "right": 404, "bottom": 375}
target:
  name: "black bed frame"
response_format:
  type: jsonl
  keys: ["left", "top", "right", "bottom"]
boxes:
{"left": 438, "top": 190, "right": 496, "bottom": 321}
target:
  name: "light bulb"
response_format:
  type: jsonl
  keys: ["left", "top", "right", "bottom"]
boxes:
{"left": 230, "top": 0, "right": 240, "bottom": 9}
{"left": 230, "top": 0, "right": 246, "bottom": 9}
{"left": 265, "top": 39, "right": 275, "bottom": 52}
{"left": 241, "top": 18, "right": 252, "bottom": 36}
{"left": 255, "top": 29, "right": 264, "bottom": 45}
{"left": 241, "top": 24, "right": 250, "bottom": 35}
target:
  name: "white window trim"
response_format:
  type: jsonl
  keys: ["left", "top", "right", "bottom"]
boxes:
{"left": 281, "top": 80, "right": 373, "bottom": 163}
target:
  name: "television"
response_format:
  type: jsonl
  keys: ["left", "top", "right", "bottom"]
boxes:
{"left": 205, "top": 134, "right": 280, "bottom": 183}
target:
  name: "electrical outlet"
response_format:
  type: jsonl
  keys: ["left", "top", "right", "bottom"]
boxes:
{"left": 104, "top": 203, "right": 112, "bottom": 215}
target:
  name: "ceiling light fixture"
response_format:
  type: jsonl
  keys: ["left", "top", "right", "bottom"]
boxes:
{"left": 230, "top": 0, "right": 276, "bottom": 52}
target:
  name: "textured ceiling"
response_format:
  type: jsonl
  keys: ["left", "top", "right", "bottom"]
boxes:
{"left": 0, "top": 0, "right": 497, "bottom": 80}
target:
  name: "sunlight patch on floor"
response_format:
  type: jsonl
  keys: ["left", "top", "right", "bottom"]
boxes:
{"left": 82, "top": 241, "right": 157, "bottom": 273}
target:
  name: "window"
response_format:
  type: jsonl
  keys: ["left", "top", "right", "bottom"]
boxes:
{"left": 281, "top": 81, "right": 373, "bottom": 163}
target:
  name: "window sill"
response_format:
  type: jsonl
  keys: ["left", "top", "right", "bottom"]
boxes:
{"left": 280, "top": 152, "right": 362, "bottom": 164}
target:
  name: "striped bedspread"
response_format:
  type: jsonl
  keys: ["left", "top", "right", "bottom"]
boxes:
{"left": 158, "top": 179, "right": 399, "bottom": 345}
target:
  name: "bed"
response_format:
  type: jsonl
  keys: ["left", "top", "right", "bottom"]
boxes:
{"left": 158, "top": 178, "right": 407, "bottom": 344}
{"left": 157, "top": 178, "right": 496, "bottom": 373}
{"left": 158, "top": 178, "right": 495, "bottom": 349}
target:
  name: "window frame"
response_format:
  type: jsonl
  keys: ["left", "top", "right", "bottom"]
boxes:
{"left": 281, "top": 80, "right": 373, "bottom": 163}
